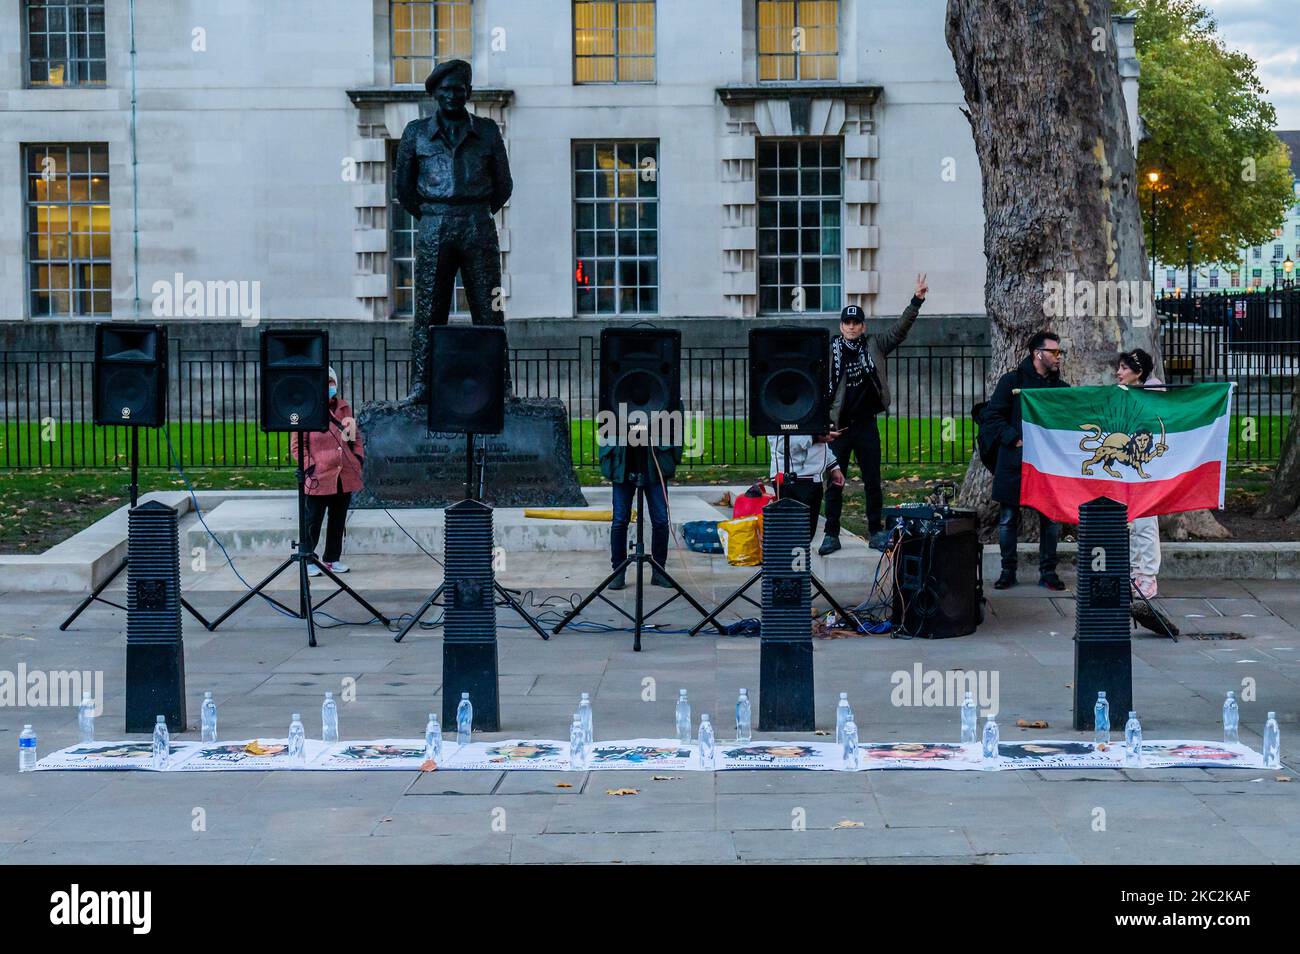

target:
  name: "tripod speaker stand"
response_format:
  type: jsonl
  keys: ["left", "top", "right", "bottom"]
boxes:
{"left": 60, "top": 426, "right": 213, "bottom": 631}
{"left": 688, "top": 435, "right": 863, "bottom": 637}
{"left": 206, "top": 431, "right": 390, "bottom": 647}
{"left": 393, "top": 432, "right": 550, "bottom": 643}
{"left": 551, "top": 443, "right": 719, "bottom": 652}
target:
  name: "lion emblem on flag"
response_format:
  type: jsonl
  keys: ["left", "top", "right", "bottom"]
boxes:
{"left": 1077, "top": 416, "right": 1168, "bottom": 479}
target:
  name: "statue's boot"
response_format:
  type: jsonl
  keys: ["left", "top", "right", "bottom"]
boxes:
{"left": 398, "top": 322, "right": 431, "bottom": 407}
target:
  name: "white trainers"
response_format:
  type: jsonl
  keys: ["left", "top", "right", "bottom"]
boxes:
{"left": 327, "top": 561, "right": 350, "bottom": 574}
{"left": 306, "top": 563, "right": 322, "bottom": 577}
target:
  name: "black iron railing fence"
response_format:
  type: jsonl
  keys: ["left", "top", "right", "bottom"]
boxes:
{"left": 0, "top": 301, "right": 1294, "bottom": 471}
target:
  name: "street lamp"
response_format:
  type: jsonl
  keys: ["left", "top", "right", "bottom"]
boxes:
{"left": 1285, "top": 256, "right": 1295, "bottom": 289}
{"left": 1147, "top": 171, "right": 1160, "bottom": 291}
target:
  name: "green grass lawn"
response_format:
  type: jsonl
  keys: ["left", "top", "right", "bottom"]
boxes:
{"left": 2, "top": 415, "right": 1287, "bottom": 471}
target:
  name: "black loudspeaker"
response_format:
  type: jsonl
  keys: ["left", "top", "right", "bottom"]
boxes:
{"left": 260, "top": 329, "right": 329, "bottom": 432}
{"left": 94, "top": 323, "right": 168, "bottom": 427}
{"left": 748, "top": 327, "right": 830, "bottom": 436}
{"left": 890, "top": 515, "right": 983, "bottom": 638}
{"left": 599, "top": 328, "right": 681, "bottom": 416}
{"left": 428, "top": 326, "right": 507, "bottom": 434}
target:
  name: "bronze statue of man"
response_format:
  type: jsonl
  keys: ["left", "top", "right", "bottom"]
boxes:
{"left": 394, "top": 59, "right": 513, "bottom": 404}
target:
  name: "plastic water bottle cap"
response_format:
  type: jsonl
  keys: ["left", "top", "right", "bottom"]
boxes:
{"left": 461, "top": 692, "right": 469, "bottom": 699}
{"left": 156, "top": 715, "right": 165, "bottom": 724}
{"left": 22, "top": 724, "right": 31, "bottom": 731}
{"left": 739, "top": 689, "right": 747, "bottom": 696}
{"left": 1129, "top": 711, "right": 1137, "bottom": 718}
{"left": 1268, "top": 711, "right": 1277, "bottom": 719}
{"left": 701, "top": 714, "right": 710, "bottom": 721}
{"left": 581, "top": 693, "right": 590, "bottom": 700}
{"left": 1227, "top": 691, "right": 1235, "bottom": 698}
{"left": 292, "top": 713, "right": 301, "bottom": 720}
{"left": 325, "top": 692, "right": 333, "bottom": 699}
{"left": 1098, "top": 691, "right": 1106, "bottom": 698}
{"left": 204, "top": 691, "right": 212, "bottom": 699}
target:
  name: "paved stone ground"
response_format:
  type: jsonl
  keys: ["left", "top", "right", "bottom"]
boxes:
{"left": 2, "top": 554, "right": 1298, "bottom": 865}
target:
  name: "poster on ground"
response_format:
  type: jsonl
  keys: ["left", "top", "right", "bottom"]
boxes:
{"left": 177, "top": 739, "right": 328, "bottom": 771}
{"left": 714, "top": 741, "right": 842, "bottom": 771}
{"left": 443, "top": 740, "right": 570, "bottom": 771}
{"left": 36, "top": 741, "right": 202, "bottom": 771}
{"left": 315, "top": 740, "right": 460, "bottom": 770}
{"left": 587, "top": 740, "right": 698, "bottom": 771}
{"left": 858, "top": 742, "right": 986, "bottom": 770}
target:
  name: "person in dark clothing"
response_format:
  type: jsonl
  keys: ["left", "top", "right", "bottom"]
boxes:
{"left": 599, "top": 439, "right": 682, "bottom": 590}
{"left": 394, "top": 59, "right": 513, "bottom": 405}
{"left": 982, "top": 331, "right": 1070, "bottom": 590}
{"left": 819, "top": 274, "right": 928, "bottom": 555}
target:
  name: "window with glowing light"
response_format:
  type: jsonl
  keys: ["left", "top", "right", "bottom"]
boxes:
{"left": 25, "top": 144, "right": 111, "bottom": 317}
{"left": 573, "top": 141, "right": 658, "bottom": 315}
{"left": 391, "top": 0, "right": 473, "bottom": 86}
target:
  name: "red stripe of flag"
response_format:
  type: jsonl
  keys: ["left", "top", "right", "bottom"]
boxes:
{"left": 1021, "top": 459, "right": 1222, "bottom": 524}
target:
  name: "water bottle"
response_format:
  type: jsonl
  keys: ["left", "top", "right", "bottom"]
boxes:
{"left": 842, "top": 720, "right": 859, "bottom": 770}
{"left": 18, "top": 725, "right": 36, "bottom": 773}
{"left": 836, "top": 693, "right": 855, "bottom": 745}
{"left": 78, "top": 693, "right": 96, "bottom": 744}
{"left": 456, "top": 693, "right": 473, "bottom": 745}
{"left": 570, "top": 717, "right": 588, "bottom": 770}
{"left": 1094, "top": 692, "right": 1110, "bottom": 746}
{"left": 578, "top": 692, "right": 594, "bottom": 745}
{"left": 960, "top": 691, "right": 977, "bottom": 744}
{"left": 982, "top": 717, "right": 999, "bottom": 760}
{"left": 1124, "top": 711, "right": 1142, "bottom": 765}
{"left": 321, "top": 691, "right": 339, "bottom": 743}
{"left": 152, "top": 715, "right": 169, "bottom": 770}
{"left": 1263, "top": 711, "right": 1281, "bottom": 769}
{"left": 288, "top": 713, "right": 306, "bottom": 762}
{"left": 675, "top": 690, "right": 691, "bottom": 745}
{"left": 424, "top": 714, "right": 442, "bottom": 761}
{"left": 200, "top": 691, "right": 218, "bottom": 743}
{"left": 735, "top": 689, "right": 752, "bottom": 744}
{"left": 1223, "top": 691, "right": 1239, "bottom": 744}
{"left": 698, "top": 714, "right": 716, "bottom": 769}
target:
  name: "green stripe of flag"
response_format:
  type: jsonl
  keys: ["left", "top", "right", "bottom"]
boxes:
{"left": 1020, "top": 382, "right": 1231, "bottom": 434}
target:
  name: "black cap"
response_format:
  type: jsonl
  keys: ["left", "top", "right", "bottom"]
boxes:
{"left": 425, "top": 59, "right": 473, "bottom": 95}
{"left": 839, "top": 305, "right": 865, "bottom": 323}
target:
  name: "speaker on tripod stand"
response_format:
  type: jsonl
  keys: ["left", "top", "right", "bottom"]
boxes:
{"left": 62, "top": 323, "right": 212, "bottom": 631}
{"left": 551, "top": 327, "right": 716, "bottom": 652}
{"left": 206, "top": 329, "right": 390, "bottom": 646}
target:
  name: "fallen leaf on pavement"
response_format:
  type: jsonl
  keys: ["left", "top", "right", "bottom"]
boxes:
{"left": 834, "top": 820, "right": 865, "bottom": 829}
{"left": 606, "top": 788, "right": 640, "bottom": 796}
{"left": 813, "top": 730, "right": 830, "bottom": 736}
{"left": 1277, "top": 776, "right": 1292, "bottom": 783}
{"left": 1016, "top": 719, "right": 1049, "bottom": 729}
{"left": 555, "top": 782, "right": 573, "bottom": 788}
{"left": 652, "top": 775, "right": 680, "bottom": 781}
{"left": 419, "top": 759, "right": 438, "bottom": 772}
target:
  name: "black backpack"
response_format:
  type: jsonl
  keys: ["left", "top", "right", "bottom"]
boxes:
{"left": 971, "top": 401, "right": 999, "bottom": 474}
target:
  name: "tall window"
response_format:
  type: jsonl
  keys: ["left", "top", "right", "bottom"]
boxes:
{"left": 757, "top": 0, "right": 838, "bottom": 82}
{"left": 757, "top": 140, "right": 841, "bottom": 314}
{"left": 26, "top": 0, "right": 106, "bottom": 87}
{"left": 1165, "top": 268, "right": 1176, "bottom": 290}
{"left": 574, "top": 0, "right": 655, "bottom": 83}
{"left": 1208, "top": 268, "right": 1219, "bottom": 289}
{"left": 1274, "top": 243, "right": 1285, "bottom": 260}
{"left": 391, "top": 0, "right": 472, "bottom": 86}
{"left": 573, "top": 141, "right": 658, "bottom": 315}
{"left": 25, "top": 144, "right": 111, "bottom": 317}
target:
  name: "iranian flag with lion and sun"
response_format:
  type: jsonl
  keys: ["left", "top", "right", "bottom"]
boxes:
{"left": 1019, "top": 382, "right": 1233, "bottom": 523}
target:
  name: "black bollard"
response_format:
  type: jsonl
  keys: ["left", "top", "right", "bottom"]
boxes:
{"left": 759, "top": 496, "right": 815, "bottom": 732}
{"left": 1073, "top": 496, "right": 1133, "bottom": 730}
{"left": 441, "top": 498, "right": 500, "bottom": 731}
{"left": 125, "top": 501, "right": 187, "bottom": 733}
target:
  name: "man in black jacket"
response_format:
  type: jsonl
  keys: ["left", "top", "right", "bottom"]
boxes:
{"left": 819, "top": 274, "right": 928, "bottom": 555}
{"left": 982, "top": 331, "right": 1069, "bottom": 590}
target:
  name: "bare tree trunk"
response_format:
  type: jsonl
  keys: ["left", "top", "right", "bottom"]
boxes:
{"left": 947, "top": 0, "right": 1228, "bottom": 538}
{"left": 1255, "top": 370, "right": 1300, "bottom": 520}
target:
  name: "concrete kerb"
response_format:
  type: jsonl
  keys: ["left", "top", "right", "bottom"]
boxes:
{"left": 4, "top": 486, "right": 1298, "bottom": 592}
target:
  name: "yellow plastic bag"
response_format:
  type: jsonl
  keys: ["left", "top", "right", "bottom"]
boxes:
{"left": 523, "top": 509, "right": 615, "bottom": 522}
{"left": 717, "top": 514, "right": 763, "bottom": 566}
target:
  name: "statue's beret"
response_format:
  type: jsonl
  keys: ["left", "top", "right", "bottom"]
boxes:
{"left": 425, "top": 59, "right": 473, "bottom": 95}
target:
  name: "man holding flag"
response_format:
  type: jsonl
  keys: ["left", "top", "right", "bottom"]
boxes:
{"left": 982, "top": 332, "right": 1070, "bottom": 591}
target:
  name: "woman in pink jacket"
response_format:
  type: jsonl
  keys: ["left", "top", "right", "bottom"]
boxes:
{"left": 290, "top": 366, "right": 364, "bottom": 576}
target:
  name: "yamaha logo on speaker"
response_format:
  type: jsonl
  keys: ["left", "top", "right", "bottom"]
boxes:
{"left": 290, "top": 412, "right": 300, "bottom": 425}
{"left": 120, "top": 407, "right": 131, "bottom": 419}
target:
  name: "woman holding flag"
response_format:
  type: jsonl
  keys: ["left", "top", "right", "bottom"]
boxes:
{"left": 1115, "top": 348, "right": 1163, "bottom": 600}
